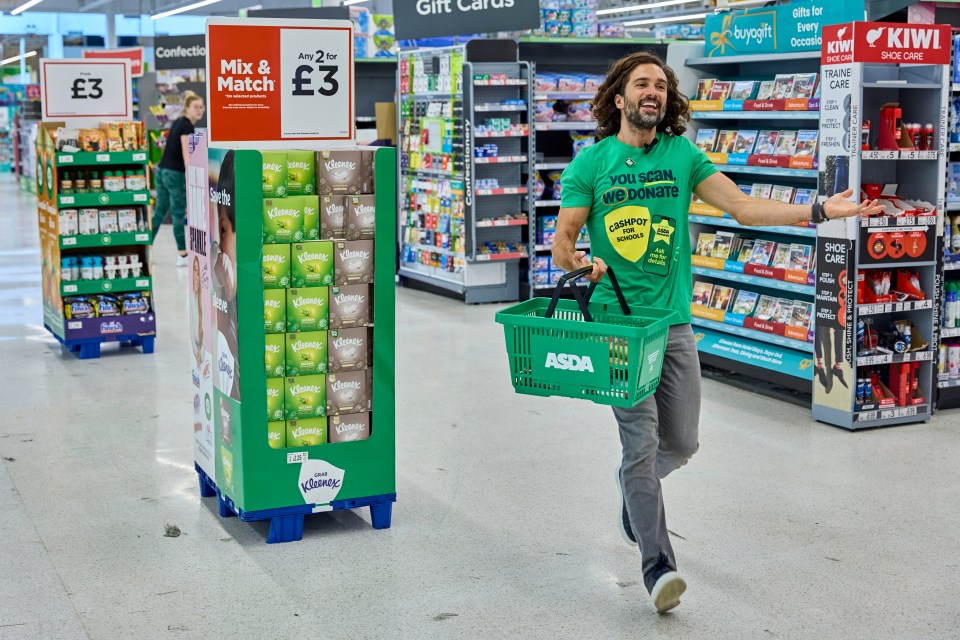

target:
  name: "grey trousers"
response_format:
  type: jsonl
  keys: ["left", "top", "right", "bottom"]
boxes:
{"left": 614, "top": 323, "right": 701, "bottom": 593}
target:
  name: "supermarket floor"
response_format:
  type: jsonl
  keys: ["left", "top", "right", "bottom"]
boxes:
{"left": 2, "top": 171, "right": 960, "bottom": 640}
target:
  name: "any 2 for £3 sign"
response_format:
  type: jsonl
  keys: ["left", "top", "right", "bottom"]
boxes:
{"left": 206, "top": 19, "right": 354, "bottom": 144}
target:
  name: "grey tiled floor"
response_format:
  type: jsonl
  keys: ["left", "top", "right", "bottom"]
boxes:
{"left": 1, "top": 173, "right": 959, "bottom": 639}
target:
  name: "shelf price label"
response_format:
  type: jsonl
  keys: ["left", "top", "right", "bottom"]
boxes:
{"left": 58, "top": 155, "right": 73, "bottom": 164}
{"left": 287, "top": 451, "right": 308, "bottom": 464}
{"left": 61, "top": 196, "right": 75, "bottom": 205}
{"left": 136, "top": 279, "right": 149, "bottom": 288}
{"left": 207, "top": 19, "right": 354, "bottom": 144}
{"left": 40, "top": 59, "right": 133, "bottom": 126}
{"left": 133, "top": 153, "right": 146, "bottom": 162}
{"left": 133, "top": 193, "right": 147, "bottom": 202}
{"left": 64, "top": 284, "right": 78, "bottom": 293}
{"left": 62, "top": 237, "right": 77, "bottom": 246}
{"left": 96, "top": 153, "right": 110, "bottom": 163}
{"left": 135, "top": 233, "right": 149, "bottom": 242}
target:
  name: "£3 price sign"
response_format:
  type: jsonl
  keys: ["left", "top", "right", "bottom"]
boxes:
{"left": 40, "top": 59, "right": 132, "bottom": 126}
{"left": 206, "top": 19, "right": 354, "bottom": 144}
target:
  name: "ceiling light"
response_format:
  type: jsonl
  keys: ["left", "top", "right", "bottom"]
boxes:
{"left": 152, "top": 0, "right": 221, "bottom": 20}
{"left": 11, "top": 0, "right": 44, "bottom": 15}
{"left": 624, "top": 11, "right": 707, "bottom": 26}
{"left": 1, "top": 51, "right": 37, "bottom": 65}
{"left": 597, "top": 0, "right": 702, "bottom": 17}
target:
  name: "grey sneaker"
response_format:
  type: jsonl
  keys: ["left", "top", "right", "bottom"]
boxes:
{"left": 616, "top": 466, "right": 637, "bottom": 546}
{"left": 651, "top": 571, "right": 686, "bottom": 614}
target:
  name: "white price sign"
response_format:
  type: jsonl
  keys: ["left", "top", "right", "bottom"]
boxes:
{"left": 40, "top": 59, "right": 133, "bottom": 127}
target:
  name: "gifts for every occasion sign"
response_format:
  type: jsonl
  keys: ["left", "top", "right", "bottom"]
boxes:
{"left": 206, "top": 18, "right": 354, "bottom": 144}
{"left": 393, "top": 0, "right": 541, "bottom": 40}
{"left": 40, "top": 59, "right": 132, "bottom": 126}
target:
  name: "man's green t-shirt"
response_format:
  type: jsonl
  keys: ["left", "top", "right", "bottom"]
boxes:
{"left": 560, "top": 132, "right": 717, "bottom": 325}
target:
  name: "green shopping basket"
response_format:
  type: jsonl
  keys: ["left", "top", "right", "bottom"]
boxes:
{"left": 495, "top": 266, "right": 675, "bottom": 407}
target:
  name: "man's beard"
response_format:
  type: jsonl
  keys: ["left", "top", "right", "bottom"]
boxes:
{"left": 624, "top": 98, "right": 664, "bottom": 130}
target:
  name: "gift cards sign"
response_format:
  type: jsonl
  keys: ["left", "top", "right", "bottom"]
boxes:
{"left": 393, "top": 0, "right": 540, "bottom": 39}
{"left": 206, "top": 18, "right": 354, "bottom": 144}
{"left": 40, "top": 59, "right": 132, "bottom": 126}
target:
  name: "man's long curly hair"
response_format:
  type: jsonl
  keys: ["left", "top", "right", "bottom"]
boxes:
{"left": 592, "top": 51, "right": 689, "bottom": 140}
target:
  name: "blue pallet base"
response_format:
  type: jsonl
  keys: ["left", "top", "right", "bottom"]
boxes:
{"left": 45, "top": 324, "right": 155, "bottom": 359}
{"left": 196, "top": 464, "right": 395, "bottom": 543}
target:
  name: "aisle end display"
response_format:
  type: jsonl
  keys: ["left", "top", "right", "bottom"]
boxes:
{"left": 812, "top": 21, "right": 949, "bottom": 430}
{"left": 35, "top": 59, "right": 156, "bottom": 360}
{"left": 192, "top": 18, "right": 395, "bottom": 543}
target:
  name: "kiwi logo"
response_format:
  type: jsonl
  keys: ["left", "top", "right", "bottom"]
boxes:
{"left": 600, "top": 186, "right": 628, "bottom": 206}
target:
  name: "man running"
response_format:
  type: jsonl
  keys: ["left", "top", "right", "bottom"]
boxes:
{"left": 553, "top": 51, "right": 882, "bottom": 613}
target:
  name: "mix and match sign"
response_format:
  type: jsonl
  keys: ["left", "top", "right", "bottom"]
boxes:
{"left": 40, "top": 59, "right": 132, "bottom": 125}
{"left": 206, "top": 18, "right": 354, "bottom": 144}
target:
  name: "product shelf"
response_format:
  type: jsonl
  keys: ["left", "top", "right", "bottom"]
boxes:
{"left": 534, "top": 160, "right": 571, "bottom": 170}
{"left": 862, "top": 82, "right": 941, "bottom": 89}
{"left": 474, "top": 104, "right": 527, "bottom": 112}
{"left": 61, "top": 276, "right": 151, "bottom": 296}
{"left": 55, "top": 150, "right": 148, "bottom": 166}
{"left": 473, "top": 155, "right": 528, "bottom": 164}
{"left": 473, "top": 130, "right": 529, "bottom": 138}
{"left": 534, "top": 91, "right": 595, "bottom": 100}
{"left": 691, "top": 316, "right": 813, "bottom": 353}
{"left": 405, "top": 242, "right": 461, "bottom": 256}
{"left": 938, "top": 378, "right": 960, "bottom": 389}
{"left": 474, "top": 79, "right": 527, "bottom": 86}
{"left": 688, "top": 214, "right": 817, "bottom": 238}
{"left": 710, "top": 164, "right": 818, "bottom": 179}
{"left": 692, "top": 265, "right": 814, "bottom": 296}
{"left": 691, "top": 111, "right": 819, "bottom": 120}
{"left": 57, "top": 190, "right": 150, "bottom": 208}
{"left": 59, "top": 231, "right": 151, "bottom": 249}
{"left": 534, "top": 121, "right": 597, "bottom": 131}
{"left": 475, "top": 186, "right": 528, "bottom": 196}
{"left": 473, "top": 251, "right": 527, "bottom": 262}
{"left": 856, "top": 350, "right": 934, "bottom": 367}
{"left": 853, "top": 404, "right": 930, "bottom": 427}
{"left": 857, "top": 300, "right": 935, "bottom": 315}
{"left": 404, "top": 91, "right": 458, "bottom": 100}
{"left": 535, "top": 200, "right": 561, "bottom": 207}
{"left": 860, "top": 215, "right": 937, "bottom": 228}
{"left": 860, "top": 150, "right": 939, "bottom": 160}
{"left": 475, "top": 217, "right": 528, "bottom": 228}
{"left": 941, "top": 327, "right": 960, "bottom": 338}
{"left": 401, "top": 167, "right": 461, "bottom": 178}
{"left": 534, "top": 243, "right": 588, "bottom": 252}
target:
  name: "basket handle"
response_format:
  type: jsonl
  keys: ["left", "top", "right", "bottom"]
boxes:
{"left": 543, "top": 265, "right": 631, "bottom": 321}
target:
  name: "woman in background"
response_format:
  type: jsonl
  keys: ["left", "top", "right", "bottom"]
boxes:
{"left": 151, "top": 91, "right": 205, "bottom": 267}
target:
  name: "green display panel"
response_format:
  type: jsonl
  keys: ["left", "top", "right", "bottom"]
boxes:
{"left": 209, "top": 147, "right": 396, "bottom": 513}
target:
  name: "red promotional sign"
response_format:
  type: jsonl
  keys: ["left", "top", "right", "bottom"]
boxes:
{"left": 822, "top": 23, "right": 854, "bottom": 65}
{"left": 206, "top": 18, "right": 354, "bottom": 144}
{"left": 853, "top": 22, "right": 951, "bottom": 65}
{"left": 82, "top": 47, "right": 144, "bottom": 77}
{"left": 822, "top": 22, "right": 950, "bottom": 66}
